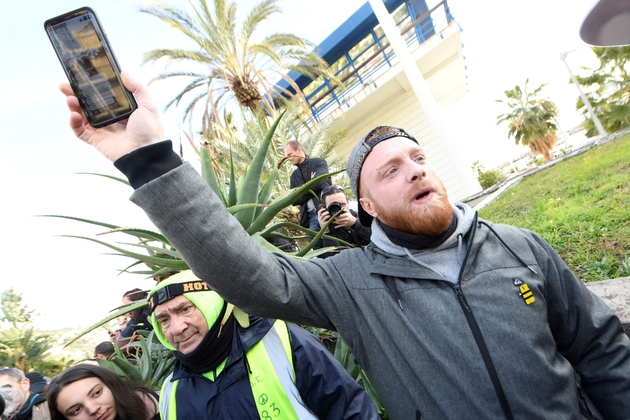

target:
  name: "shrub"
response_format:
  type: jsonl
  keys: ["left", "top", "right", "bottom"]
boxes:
{"left": 478, "top": 169, "right": 505, "bottom": 190}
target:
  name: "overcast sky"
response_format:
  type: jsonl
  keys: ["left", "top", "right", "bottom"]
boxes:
{"left": 1, "top": 0, "right": 600, "bottom": 335}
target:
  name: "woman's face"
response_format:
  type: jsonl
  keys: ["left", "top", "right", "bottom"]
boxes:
{"left": 55, "top": 377, "right": 117, "bottom": 420}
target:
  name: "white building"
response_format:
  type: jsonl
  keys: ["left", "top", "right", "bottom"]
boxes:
{"left": 279, "top": 0, "right": 481, "bottom": 200}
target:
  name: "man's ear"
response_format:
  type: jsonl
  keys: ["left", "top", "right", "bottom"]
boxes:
{"left": 21, "top": 377, "right": 30, "bottom": 393}
{"left": 359, "top": 197, "right": 378, "bottom": 219}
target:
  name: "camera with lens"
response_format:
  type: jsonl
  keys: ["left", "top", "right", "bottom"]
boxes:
{"left": 326, "top": 201, "right": 344, "bottom": 216}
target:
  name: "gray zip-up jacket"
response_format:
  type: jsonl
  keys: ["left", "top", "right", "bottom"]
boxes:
{"left": 123, "top": 154, "right": 630, "bottom": 420}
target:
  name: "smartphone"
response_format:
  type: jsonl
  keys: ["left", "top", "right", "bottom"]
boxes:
{"left": 44, "top": 7, "right": 137, "bottom": 127}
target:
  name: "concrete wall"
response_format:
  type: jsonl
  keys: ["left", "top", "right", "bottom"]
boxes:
{"left": 586, "top": 277, "right": 630, "bottom": 338}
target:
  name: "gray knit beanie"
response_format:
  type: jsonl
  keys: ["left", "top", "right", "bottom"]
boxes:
{"left": 346, "top": 126, "right": 419, "bottom": 225}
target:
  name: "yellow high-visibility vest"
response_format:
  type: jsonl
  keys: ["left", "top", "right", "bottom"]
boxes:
{"left": 159, "top": 320, "right": 318, "bottom": 419}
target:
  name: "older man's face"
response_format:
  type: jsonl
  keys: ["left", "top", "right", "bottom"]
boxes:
{"left": 154, "top": 295, "right": 209, "bottom": 354}
{"left": 0, "top": 374, "right": 29, "bottom": 413}
{"left": 0, "top": 387, "right": 25, "bottom": 419}
{"left": 358, "top": 137, "right": 452, "bottom": 235}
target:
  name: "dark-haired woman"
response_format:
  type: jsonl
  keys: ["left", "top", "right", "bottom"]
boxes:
{"left": 109, "top": 289, "right": 153, "bottom": 356}
{"left": 119, "top": 289, "right": 153, "bottom": 337}
{"left": 46, "top": 365, "right": 158, "bottom": 420}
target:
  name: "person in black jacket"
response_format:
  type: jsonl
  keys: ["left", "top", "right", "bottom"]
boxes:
{"left": 284, "top": 141, "right": 331, "bottom": 233}
{"left": 317, "top": 185, "right": 370, "bottom": 256}
{"left": 107, "top": 289, "right": 153, "bottom": 358}
{"left": 24, "top": 373, "right": 48, "bottom": 397}
{"left": 0, "top": 368, "right": 49, "bottom": 420}
{"left": 119, "top": 289, "right": 153, "bottom": 339}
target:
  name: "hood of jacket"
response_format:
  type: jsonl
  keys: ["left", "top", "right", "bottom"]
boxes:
{"left": 370, "top": 202, "right": 476, "bottom": 283}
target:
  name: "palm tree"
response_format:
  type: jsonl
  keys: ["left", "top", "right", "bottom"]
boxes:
{"left": 496, "top": 80, "right": 560, "bottom": 161}
{"left": 0, "top": 289, "right": 54, "bottom": 373}
{"left": 574, "top": 46, "right": 630, "bottom": 137}
{"left": 142, "top": 0, "right": 337, "bottom": 128}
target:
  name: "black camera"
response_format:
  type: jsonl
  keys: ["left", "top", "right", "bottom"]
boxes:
{"left": 327, "top": 202, "right": 343, "bottom": 215}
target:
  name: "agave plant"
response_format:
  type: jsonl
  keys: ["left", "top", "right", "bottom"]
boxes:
{"left": 47, "top": 111, "right": 348, "bottom": 342}
{"left": 192, "top": 102, "right": 349, "bottom": 206}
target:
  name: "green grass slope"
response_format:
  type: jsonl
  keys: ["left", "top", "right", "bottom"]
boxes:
{"left": 479, "top": 134, "right": 630, "bottom": 282}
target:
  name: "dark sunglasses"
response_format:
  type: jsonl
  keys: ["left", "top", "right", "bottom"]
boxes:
{"left": 320, "top": 185, "right": 344, "bottom": 201}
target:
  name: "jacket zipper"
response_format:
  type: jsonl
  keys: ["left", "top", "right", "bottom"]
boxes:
{"left": 453, "top": 217, "right": 515, "bottom": 420}
{"left": 452, "top": 284, "right": 513, "bottom": 420}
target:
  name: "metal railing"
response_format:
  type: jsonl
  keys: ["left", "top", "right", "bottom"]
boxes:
{"left": 304, "top": 0, "right": 455, "bottom": 123}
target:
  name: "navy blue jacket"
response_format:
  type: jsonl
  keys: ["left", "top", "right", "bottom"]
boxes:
{"left": 166, "top": 317, "right": 378, "bottom": 419}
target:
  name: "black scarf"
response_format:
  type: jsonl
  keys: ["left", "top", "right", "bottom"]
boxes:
{"left": 379, "top": 216, "right": 457, "bottom": 250}
{"left": 173, "top": 303, "right": 235, "bottom": 375}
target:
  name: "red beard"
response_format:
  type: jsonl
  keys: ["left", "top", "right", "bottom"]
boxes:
{"left": 372, "top": 180, "right": 453, "bottom": 235}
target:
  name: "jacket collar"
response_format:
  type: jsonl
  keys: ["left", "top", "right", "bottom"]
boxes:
{"left": 367, "top": 213, "right": 485, "bottom": 282}
{"left": 172, "top": 316, "right": 274, "bottom": 381}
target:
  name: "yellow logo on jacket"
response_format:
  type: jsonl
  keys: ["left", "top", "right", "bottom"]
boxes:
{"left": 513, "top": 278, "right": 535, "bottom": 305}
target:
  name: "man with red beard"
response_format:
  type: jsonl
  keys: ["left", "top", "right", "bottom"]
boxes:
{"left": 60, "top": 76, "right": 630, "bottom": 420}
{"left": 348, "top": 127, "right": 473, "bottom": 285}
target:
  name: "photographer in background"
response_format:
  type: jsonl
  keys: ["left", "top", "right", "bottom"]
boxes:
{"left": 317, "top": 185, "right": 371, "bottom": 256}
{"left": 284, "top": 141, "right": 332, "bottom": 233}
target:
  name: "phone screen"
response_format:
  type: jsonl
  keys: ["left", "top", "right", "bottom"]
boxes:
{"left": 44, "top": 8, "right": 137, "bottom": 127}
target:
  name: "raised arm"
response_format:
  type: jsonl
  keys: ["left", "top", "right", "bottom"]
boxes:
{"left": 60, "top": 76, "right": 346, "bottom": 331}
{"left": 127, "top": 161, "right": 339, "bottom": 329}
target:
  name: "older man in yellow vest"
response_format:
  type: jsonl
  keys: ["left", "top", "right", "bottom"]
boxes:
{"left": 149, "top": 272, "right": 378, "bottom": 420}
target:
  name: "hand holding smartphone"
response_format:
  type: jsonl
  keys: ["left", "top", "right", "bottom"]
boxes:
{"left": 45, "top": 7, "right": 137, "bottom": 127}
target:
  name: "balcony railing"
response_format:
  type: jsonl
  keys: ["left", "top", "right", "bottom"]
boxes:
{"left": 304, "top": 0, "right": 455, "bottom": 123}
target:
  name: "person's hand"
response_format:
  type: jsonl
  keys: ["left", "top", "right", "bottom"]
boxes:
{"left": 59, "top": 72, "right": 164, "bottom": 162}
{"left": 107, "top": 328, "right": 120, "bottom": 342}
{"left": 332, "top": 209, "right": 357, "bottom": 228}
{"left": 317, "top": 208, "right": 331, "bottom": 233}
